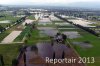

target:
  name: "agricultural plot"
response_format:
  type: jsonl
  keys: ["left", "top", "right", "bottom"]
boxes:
{"left": 62, "top": 31, "right": 81, "bottom": 39}
{"left": 0, "top": 23, "right": 24, "bottom": 43}
{"left": 22, "top": 19, "right": 34, "bottom": 26}
{"left": 16, "top": 15, "right": 86, "bottom": 66}
{"left": 1, "top": 31, "right": 22, "bottom": 43}
{"left": 0, "top": 44, "right": 21, "bottom": 66}
{"left": 27, "top": 15, "right": 36, "bottom": 20}
{"left": 37, "top": 27, "right": 58, "bottom": 37}
{"left": 70, "top": 29, "right": 100, "bottom": 66}
{"left": 0, "top": 15, "right": 20, "bottom": 22}
{"left": 57, "top": 24, "right": 79, "bottom": 32}
{"left": 38, "top": 18, "right": 52, "bottom": 25}
{"left": 0, "top": 14, "right": 100, "bottom": 66}
{"left": 50, "top": 15, "right": 63, "bottom": 21}
{"left": 55, "top": 16, "right": 100, "bottom": 66}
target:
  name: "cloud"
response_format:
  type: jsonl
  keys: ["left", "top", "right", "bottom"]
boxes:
{"left": 0, "top": 0, "right": 100, "bottom": 5}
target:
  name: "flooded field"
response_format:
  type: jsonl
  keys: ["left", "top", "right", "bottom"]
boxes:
{"left": 68, "top": 18, "right": 96, "bottom": 27}
{"left": 62, "top": 31, "right": 81, "bottom": 39}
{"left": 22, "top": 19, "right": 34, "bottom": 25}
{"left": 0, "top": 20, "right": 11, "bottom": 23}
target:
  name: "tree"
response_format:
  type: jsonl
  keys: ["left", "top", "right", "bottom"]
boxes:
{"left": 12, "top": 59, "right": 18, "bottom": 66}
{"left": 24, "top": 39, "right": 28, "bottom": 44}
{"left": 23, "top": 53, "right": 26, "bottom": 66}
{"left": 0, "top": 54, "right": 4, "bottom": 66}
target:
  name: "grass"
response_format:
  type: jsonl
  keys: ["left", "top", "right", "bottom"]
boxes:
{"left": 0, "top": 23, "right": 10, "bottom": 28}
{"left": 0, "top": 44, "right": 21, "bottom": 66}
{"left": 14, "top": 26, "right": 31, "bottom": 42}
{"left": 0, "top": 32, "right": 10, "bottom": 42}
{"left": 0, "top": 23, "right": 23, "bottom": 42}
{"left": 27, "top": 15, "right": 35, "bottom": 20}
{"left": 57, "top": 25, "right": 75, "bottom": 28}
{"left": 55, "top": 21, "right": 100, "bottom": 66}
{"left": 70, "top": 29, "right": 100, "bottom": 56}
{"left": 59, "top": 29, "right": 79, "bottom": 32}
{"left": 0, "top": 15, "right": 20, "bottom": 22}
{"left": 52, "top": 21, "right": 64, "bottom": 23}
{"left": 0, "top": 17, "right": 100, "bottom": 66}
{"left": 37, "top": 24, "right": 54, "bottom": 27}
{"left": 27, "top": 29, "right": 50, "bottom": 45}
{"left": 68, "top": 29, "right": 100, "bottom": 66}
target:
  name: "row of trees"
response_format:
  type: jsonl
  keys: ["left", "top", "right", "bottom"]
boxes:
{"left": 12, "top": 45, "right": 27, "bottom": 66}
{"left": 0, "top": 16, "right": 27, "bottom": 66}
{"left": 55, "top": 14, "right": 99, "bottom": 37}
{"left": 0, "top": 16, "right": 27, "bottom": 33}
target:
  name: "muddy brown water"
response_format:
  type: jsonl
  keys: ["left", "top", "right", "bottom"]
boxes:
{"left": 17, "top": 42, "right": 85, "bottom": 66}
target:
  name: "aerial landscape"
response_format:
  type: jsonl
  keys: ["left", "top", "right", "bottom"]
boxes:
{"left": 0, "top": 0, "right": 100, "bottom": 66}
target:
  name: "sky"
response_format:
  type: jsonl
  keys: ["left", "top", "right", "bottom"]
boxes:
{"left": 0, "top": 0, "right": 100, "bottom": 5}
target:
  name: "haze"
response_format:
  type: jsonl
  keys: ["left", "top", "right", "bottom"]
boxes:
{"left": 0, "top": 0, "right": 99, "bottom": 5}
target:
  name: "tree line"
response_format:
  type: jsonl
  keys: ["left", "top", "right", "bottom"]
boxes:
{"left": 55, "top": 14, "right": 100, "bottom": 37}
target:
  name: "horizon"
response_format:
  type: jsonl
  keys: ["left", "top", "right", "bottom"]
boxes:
{"left": 0, "top": 0, "right": 100, "bottom": 9}
{"left": 0, "top": 0, "right": 100, "bottom": 5}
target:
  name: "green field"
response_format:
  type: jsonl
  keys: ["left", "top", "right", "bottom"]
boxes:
{"left": 0, "top": 32, "right": 10, "bottom": 42}
{"left": 27, "top": 29, "right": 50, "bottom": 45}
{"left": 0, "top": 44, "right": 21, "bottom": 66}
{"left": 14, "top": 26, "right": 31, "bottom": 42}
{"left": 0, "top": 15, "right": 100, "bottom": 66}
{"left": 27, "top": 15, "right": 35, "bottom": 20}
{"left": 0, "top": 23, "right": 23, "bottom": 42}
{"left": 69, "top": 29, "right": 100, "bottom": 66}
{"left": 0, "top": 23, "right": 10, "bottom": 28}
{"left": 55, "top": 20, "right": 100, "bottom": 66}
{"left": 0, "top": 15, "right": 20, "bottom": 22}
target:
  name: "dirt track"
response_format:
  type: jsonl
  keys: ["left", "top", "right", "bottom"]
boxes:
{"left": 1, "top": 31, "right": 22, "bottom": 43}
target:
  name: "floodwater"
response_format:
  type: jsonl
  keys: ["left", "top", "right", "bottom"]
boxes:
{"left": 50, "top": 15, "right": 62, "bottom": 21}
{"left": 22, "top": 19, "right": 34, "bottom": 25}
{"left": 68, "top": 19, "right": 96, "bottom": 27}
{"left": 55, "top": 22, "right": 70, "bottom": 26}
{"left": 62, "top": 31, "right": 81, "bottom": 39}
{"left": 37, "top": 27, "right": 58, "bottom": 36}
{"left": 0, "top": 20, "right": 10, "bottom": 23}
